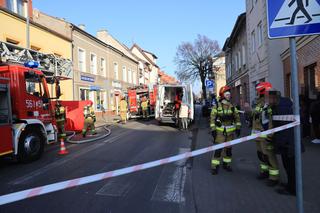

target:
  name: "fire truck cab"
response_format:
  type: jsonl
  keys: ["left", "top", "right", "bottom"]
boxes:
{"left": 0, "top": 65, "right": 58, "bottom": 162}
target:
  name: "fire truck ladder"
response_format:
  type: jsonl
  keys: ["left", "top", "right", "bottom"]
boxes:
{"left": 0, "top": 41, "right": 72, "bottom": 79}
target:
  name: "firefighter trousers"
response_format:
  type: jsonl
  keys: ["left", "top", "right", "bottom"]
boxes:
{"left": 120, "top": 111, "right": 127, "bottom": 123}
{"left": 82, "top": 117, "right": 96, "bottom": 136}
{"left": 211, "top": 132, "right": 234, "bottom": 169}
{"left": 255, "top": 137, "right": 279, "bottom": 181}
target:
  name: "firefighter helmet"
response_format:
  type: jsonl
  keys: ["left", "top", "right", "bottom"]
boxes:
{"left": 256, "top": 82, "right": 272, "bottom": 95}
{"left": 219, "top": 86, "right": 231, "bottom": 98}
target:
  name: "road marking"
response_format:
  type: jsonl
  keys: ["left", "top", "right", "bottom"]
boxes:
{"left": 151, "top": 148, "right": 189, "bottom": 203}
{"left": 9, "top": 123, "right": 145, "bottom": 185}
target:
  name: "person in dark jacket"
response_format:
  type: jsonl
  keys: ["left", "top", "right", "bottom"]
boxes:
{"left": 310, "top": 92, "right": 320, "bottom": 143}
{"left": 268, "top": 90, "right": 303, "bottom": 196}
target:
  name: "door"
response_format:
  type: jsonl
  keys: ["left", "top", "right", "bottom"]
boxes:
{"left": 0, "top": 81, "right": 13, "bottom": 156}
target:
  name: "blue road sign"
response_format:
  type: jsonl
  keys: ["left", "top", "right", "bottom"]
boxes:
{"left": 206, "top": 80, "right": 214, "bottom": 88}
{"left": 267, "top": 0, "right": 320, "bottom": 38}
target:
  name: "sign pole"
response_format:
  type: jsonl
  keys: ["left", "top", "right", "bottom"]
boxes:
{"left": 289, "top": 37, "right": 304, "bottom": 213}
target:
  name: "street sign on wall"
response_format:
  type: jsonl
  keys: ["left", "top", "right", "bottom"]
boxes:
{"left": 267, "top": 0, "right": 320, "bottom": 38}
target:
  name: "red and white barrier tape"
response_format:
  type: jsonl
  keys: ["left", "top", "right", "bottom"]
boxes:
{"left": 0, "top": 116, "right": 300, "bottom": 206}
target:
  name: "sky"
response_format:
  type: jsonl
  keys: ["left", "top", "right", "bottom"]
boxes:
{"left": 33, "top": 0, "right": 245, "bottom": 93}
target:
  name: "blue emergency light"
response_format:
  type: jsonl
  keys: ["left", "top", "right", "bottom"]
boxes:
{"left": 24, "top": 61, "right": 39, "bottom": 68}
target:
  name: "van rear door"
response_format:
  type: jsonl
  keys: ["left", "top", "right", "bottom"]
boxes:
{"left": 155, "top": 85, "right": 163, "bottom": 120}
{"left": 186, "top": 84, "right": 194, "bottom": 121}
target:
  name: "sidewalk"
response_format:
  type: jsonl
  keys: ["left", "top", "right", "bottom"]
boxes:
{"left": 190, "top": 115, "right": 320, "bottom": 213}
{"left": 95, "top": 113, "right": 121, "bottom": 126}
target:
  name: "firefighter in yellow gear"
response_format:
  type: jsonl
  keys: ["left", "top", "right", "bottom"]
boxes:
{"left": 55, "top": 101, "right": 66, "bottom": 140}
{"left": 82, "top": 102, "right": 96, "bottom": 138}
{"left": 119, "top": 96, "right": 128, "bottom": 124}
{"left": 210, "top": 86, "right": 241, "bottom": 175}
{"left": 141, "top": 97, "right": 149, "bottom": 120}
{"left": 252, "top": 82, "right": 279, "bottom": 186}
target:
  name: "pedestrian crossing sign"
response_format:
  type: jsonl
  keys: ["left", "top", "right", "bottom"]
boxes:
{"left": 267, "top": 0, "right": 320, "bottom": 38}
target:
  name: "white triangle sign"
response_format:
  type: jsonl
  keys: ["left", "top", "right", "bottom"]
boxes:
{"left": 271, "top": 0, "right": 320, "bottom": 28}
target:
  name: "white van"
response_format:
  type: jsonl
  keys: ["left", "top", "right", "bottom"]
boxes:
{"left": 155, "top": 84, "right": 194, "bottom": 125}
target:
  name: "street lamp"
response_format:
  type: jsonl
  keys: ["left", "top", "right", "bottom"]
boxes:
{"left": 24, "top": 0, "right": 30, "bottom": 49}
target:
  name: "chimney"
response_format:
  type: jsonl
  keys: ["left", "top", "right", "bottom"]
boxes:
{"left": 96, "top": 29, "right": 109, "bottom": 43}
{"left": 78, "top": 24, "right": 86, "bottom": 31}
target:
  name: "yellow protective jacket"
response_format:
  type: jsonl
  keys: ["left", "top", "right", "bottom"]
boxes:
{"left": 84, "top": 106, "right": 96, "bottom": 120}
{"left": 141, "top": 101, "right": 148, "bottom": 110}
{"left": 120, "top": 100, "right": 128, "bottom": 112}
{"left": 210, "top": 100, "right": 241, "bottom": 133}
{"left": 251, "top": 97, "right": 273, "bottom": 138}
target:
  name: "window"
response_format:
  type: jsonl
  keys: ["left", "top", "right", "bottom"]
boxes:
{"left": 6, "top": 38, "right": 19, "bottom": 45}
{"left": 100, "top": 58, "right": 106, "bottom": 77}
{"left": 251, "top": 30, "right": 256, "bottom": 54}
{"left": 257, "top": 22, "right": 263, "bottom": 47}
{"left": 238, "top": 51, "right": 241, "bottom": 70}
{"left": 133, "top": 71, "right": 137, "bottom": 85}
{"left": 17, "top": 0, "right": 25, "bottom": 17}
{"left": 90, "top": 53, "right": 97, "bottom": 74}
{"left": 242, "top": 45, "right": 246, "bottom": 66}
{"left": 25, "top": 72, "right": 47, "bottom": 98}
{"left": 128, "top": 68, "right": 132, "bottom": 83}
{"left": 30, "top": 45, "right": 41, "bottom": 51}
{"left": 234, "top": 55, "right": 237, "bottom": 73}
{"left": 6, "top": 0, "right": 25, "bottom": 17}
{"left": 114, "top": 62, "right": 119, "bottom": 80}
{"left": 78, "top": 48, "right": 86, "bottom": 72}
{"left": 6, "top": 0, "right": 14, "bottom": 11}
{"left": 122, "top": 66, "right": 127, "bottom": 82}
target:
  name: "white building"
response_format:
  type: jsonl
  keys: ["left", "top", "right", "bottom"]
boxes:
{"left": 246, "top": 0, "right": 289, "bottom": 103}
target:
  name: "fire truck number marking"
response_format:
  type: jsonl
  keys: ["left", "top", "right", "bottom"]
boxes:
{"left": 26, "top": 100, "right": 33, "bottom": 108}
{"left": 26, "top": 100, "right": 43, "bottom": 109}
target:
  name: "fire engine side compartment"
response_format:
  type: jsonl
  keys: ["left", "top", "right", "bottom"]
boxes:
{"left": 0, "top": 77, "right": 13, "bottom": 156}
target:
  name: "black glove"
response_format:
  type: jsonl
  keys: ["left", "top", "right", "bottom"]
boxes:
{"left": 211, "top": 130, "right": 216, "bottom": 139}
{"left": 236, "top": 129, "right": 241, "bottom": 137}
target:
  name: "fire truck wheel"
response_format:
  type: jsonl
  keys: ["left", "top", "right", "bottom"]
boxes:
{"left": 18, "top": 127, "right": 45, "bottom": 163}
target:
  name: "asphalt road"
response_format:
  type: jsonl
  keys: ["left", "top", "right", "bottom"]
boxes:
{"left": 0, "top": 105, "right": 319, "bottom": 213}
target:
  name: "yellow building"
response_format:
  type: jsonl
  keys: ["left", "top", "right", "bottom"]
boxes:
{"left": 0, "top": 8, "right": 73, "bottom": 100}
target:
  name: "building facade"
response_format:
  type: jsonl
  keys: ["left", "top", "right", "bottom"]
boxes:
{"left": 223, "top": 13, "right": 249, "bottom": 108}
{"left": 282, "top": 36, "right": 320, "bottom": 100}
{"left": 246, "top": 0, "right": 288, "bottom": 104}
{"left": 0, "top": 7, "right": 73, "bottom": 100}
{"left": 130, "top": 44, "right": 159, "bottom": 87}
{"left": 32, "top": 10, "right": 139, "bottom": 113}
{"left": 212, "top": 53, "right": 227, "bottom": 99}
{"left": 73, "top": 28, "right": 138, "bottom": 113}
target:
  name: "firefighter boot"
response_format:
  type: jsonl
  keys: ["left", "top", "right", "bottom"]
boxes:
{"left": 223, "top": 162, "right": 232, "bottom": 172}
{"left": 257, "top": 171, "right": 269, "bottom": 180}
{"left": 211, "top": 166, "right": 219, "bottom": 175}
{"left": 267, "top": 179, "right": 279, "bottom": 187}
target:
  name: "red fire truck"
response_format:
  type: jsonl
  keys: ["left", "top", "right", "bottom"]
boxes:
{"left": 127, "top": 85, "right": 157, "bottom": 119}
{"left": 0, "top": 41, "right": 73, "bottom": 162}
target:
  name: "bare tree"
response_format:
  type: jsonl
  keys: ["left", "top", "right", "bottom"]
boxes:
{"left": 174, "top": 35, "right": 220, "bottom": 101}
